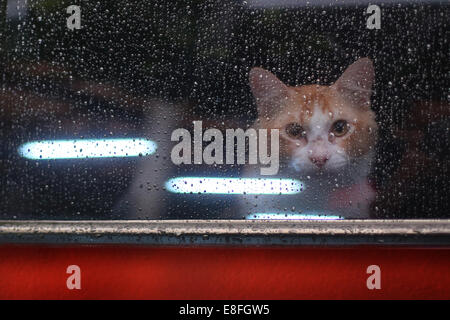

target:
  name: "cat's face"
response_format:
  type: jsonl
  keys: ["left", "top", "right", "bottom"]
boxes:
{"left": 249, "top": 58, "right": 378, "bottom": 174}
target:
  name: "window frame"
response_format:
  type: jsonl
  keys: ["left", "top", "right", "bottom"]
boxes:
{"left": 1, "top": 220, "right": 449, "bottom": 245}
{"left": 1, "top": 1, "right": 449, "bottom": 247}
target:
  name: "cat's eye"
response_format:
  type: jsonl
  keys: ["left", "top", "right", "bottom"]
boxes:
{"left": 331, "top": 120, "right": 350, "bottom": 137}
{"left": 285, "top": 123, "right": 306, "bottom": 139}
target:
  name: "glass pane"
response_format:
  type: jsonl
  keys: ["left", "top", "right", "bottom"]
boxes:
{"left": 1, "top": 0, "right": 448, "bottom": 220}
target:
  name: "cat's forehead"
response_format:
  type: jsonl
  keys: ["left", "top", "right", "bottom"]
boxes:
{"left": 293, "top": 85, "right": 336, "bottom": 115}
{"left": 285, "top": 85, "right": 355, "bottom": 122}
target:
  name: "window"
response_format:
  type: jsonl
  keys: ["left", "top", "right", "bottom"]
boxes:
{"left": 0, "top": 0, "right": 448, "bottom": 243}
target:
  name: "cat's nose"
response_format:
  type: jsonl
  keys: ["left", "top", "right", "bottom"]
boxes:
{"left": 309, "top": 156, "right": 328, "bottom": 168}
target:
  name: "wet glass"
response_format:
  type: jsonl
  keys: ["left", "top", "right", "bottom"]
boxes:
{"left": 0, "top": 0, "right": 448, "bottom": 221}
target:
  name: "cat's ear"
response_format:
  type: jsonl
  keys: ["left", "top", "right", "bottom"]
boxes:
{"left": 333, "top": 58, "right": 374, "bottom": 108}
{"left": 249, "top": 67, "right": 289, "bottom": 117}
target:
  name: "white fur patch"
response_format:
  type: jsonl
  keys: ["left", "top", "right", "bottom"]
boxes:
{"left": 291, "top": 105, "right": 348, "bottom": 173}
{"left": 308, "top": 104, "right": 331, "bottom": 140}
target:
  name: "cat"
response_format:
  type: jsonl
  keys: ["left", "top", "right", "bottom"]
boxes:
{"left": 240, "top": 58, "right": 378, "bottom": 219}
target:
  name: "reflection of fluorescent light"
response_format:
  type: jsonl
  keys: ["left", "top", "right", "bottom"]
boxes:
{"left": 165, "top": 177, "right": 304, "bottom": 195}
{"left": 18, "top": 138, "right": 157, "bottom": 160}
{"left": 246, "top": 213, "right": 343, "bottom": 220}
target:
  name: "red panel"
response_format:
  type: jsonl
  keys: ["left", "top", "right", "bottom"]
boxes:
{"left": 0, "top": 245, "right": 448, "bottom": 299}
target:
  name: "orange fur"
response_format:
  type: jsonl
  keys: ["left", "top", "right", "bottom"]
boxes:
{"left": 250, "top": 58, "right": 377, "bottom": 169}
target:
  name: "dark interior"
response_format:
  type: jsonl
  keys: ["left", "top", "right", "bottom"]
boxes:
{"left": 0, "top": 0, "right": 448, "bottom": 219}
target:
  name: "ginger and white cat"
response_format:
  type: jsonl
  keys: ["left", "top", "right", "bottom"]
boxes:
{"left": 241, "top": 58, "right": 378, "bottom": 218}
